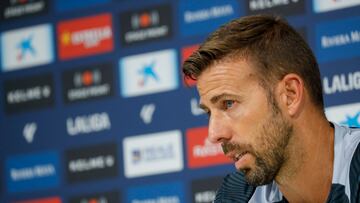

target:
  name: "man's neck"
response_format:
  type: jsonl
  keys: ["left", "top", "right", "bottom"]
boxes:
{"left": 276, "top": 117, "right": 334, "bottom": 203}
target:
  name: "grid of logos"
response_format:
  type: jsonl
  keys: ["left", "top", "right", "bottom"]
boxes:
{"left": 0, "top": 0, "right": 359, "bottom": 202}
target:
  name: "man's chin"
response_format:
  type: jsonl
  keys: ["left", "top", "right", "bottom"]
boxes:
{"left": 241, "top": 168, "right": 274, "bottom": 186}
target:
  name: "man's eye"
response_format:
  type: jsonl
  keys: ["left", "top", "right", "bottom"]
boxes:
{"left": 224, "top": 100, "right": 235, "bottom": 109}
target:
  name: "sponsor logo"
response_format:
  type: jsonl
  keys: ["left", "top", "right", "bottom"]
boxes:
{"left": 6, "top": 151, "right": 60, "bottom": 193}
{"left": 313, "top": 0, "right": 360, "bottom": 13}
{"left": 69, "top": 191, "right": 119, "bottom": 203}
{"left": 191, "top": 97, "right": 206, "bottom": 116}
{"left": 186, "top": 127, "right": 231, "bottom": 168}
{"left": 326, "top": 102, "right": 360, "bottom": 127}
{"left": 247, "top": 0, "right": 305, "bottom": 16}
{"left": 181, "top": 45, "right": 199, "bottom": 86}
{"left": 14, "top": 197, "right": 62, "bottom": 203}
{"left": 23, "top": 122, "right": 37, "bottom": 143}
{"left": 62, "top": 63, "right": 114, "bottom": 103}
{"left": 3, "top": 74, "right": 54, "bottom": 114}
{"left": 315, "top": 16, "right": 360, "bottom": 63}
{"left": 66, "top": 142, "right": 118, "bottom": 183}
{"left": 191, "top": 176, "right": 223, "bottom": 203}
{"left": 57, "top": 13, "right": 113, "bottom": 60}
{"left": 323, "top": 70, "right": 360, "bottom": 95}
{"left": 123, "top": 130, "right": 183, "bottom": 178}
{"left": 120, "top": 49, "right": 178, "bottom": 97}
{"left": 1, "top": 24, "right": 54, "bottom": 72}
{"left": 66, "top": 112, "right": 111, "bottom": 136}
{"left": 55, "top": 0, "right": 110, "bottom": 12}
{"left": 1, "top": 0, "right": 48, "bottom": 20}
{"left": 179, "top": 0, "right": 239, "bottom": 37}
{"left": 120, "top": 4, "right": 172, "bottom": 45}
{"left": 126, "top": 182, "right": 184, "bottom": 203}
{"left": 140, "top": 103, "right": 156, "bottom": 124}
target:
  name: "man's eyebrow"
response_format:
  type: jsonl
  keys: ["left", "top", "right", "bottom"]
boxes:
{"left": 198, "top": 103, "right": 208, "bottom": 111}
{"left": 198, "top": 93, "right": 242, "bottom": 110}
{"left": 210, "top": 93, "right": 241, "bottom": 104}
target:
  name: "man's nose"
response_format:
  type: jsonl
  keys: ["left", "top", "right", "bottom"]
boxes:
{"left": 207, "top": 113, "right": 231, "bottom": 143}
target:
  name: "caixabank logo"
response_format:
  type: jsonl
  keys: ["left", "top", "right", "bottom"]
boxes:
{"left": 313, "top": 0, "right": 360, "bottom": 13}
{"left": 120, "top": 4, "right": 172, "bottom": 46}
{"left": 69, "top": 190, "right": 120, "bottom": 203}
{"left": 0, "top": 0, "right": 48, "bottom": 20}
{"left": 5, "top": 151, "right": 60, "bottom": 193}
{"left": 14, "top": 197, "right": 62, "bottom": 203}
{"left": 119, "top": 49, "right": 178, "bottom": 98}
{"left": 246, "top": 0, "right": 305, "bottom": 16}
{"left": 62, "top": 63, "right": 114, "bottom": 104}
{"left": 57, "top": 13, "right": 114, "bottom": 60}
{"left": 123, "top": 130, "right": 183, "bottom": 178}
{"left": 1, "top": 24, "right": 54, "bottom": 72}
{"left": 179, "top": 0, "right": 239, "bottom": 37}
{"left": 3, "top": 73, "right": 55, "bottom": 114}
{"left": 126, "top": 182, "right": 185, "bottom": 203}
{"left": 326, "top": 102, "right": 360, "bottom": 127}
{"left": 186, "top": 127, "right": 231, "bottom": 168}
{"left": 191, "top": 176, "right": 223, "bottom": 203}
{"left": 65, "top": 142, "right": 118, "bottom": 183}
{"left": 66, "top": 111, "right": 111, "bottom": 136}
{"left": 315, "top": 16, "right": 360, "bottom": 63}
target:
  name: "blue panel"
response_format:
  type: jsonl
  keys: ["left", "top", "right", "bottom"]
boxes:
{"left": 315, "top": 16, "right": 360, "bottom": 63}
{"left": 5, "top": 151, "right": 60, "bottom": 193}
{"left": 126, "top": 181, "right": 185, "bottom": 203}
{"left": 179, "top": 0, "right": 241, "bottom": 37}
{"left": 55, "top": 0, "right": 111, "bottom": 12}
{"left": 0, "top": 0, "right": 359, "bottom": 202}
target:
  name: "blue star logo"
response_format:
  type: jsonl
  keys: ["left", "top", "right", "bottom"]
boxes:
{"left": 340, "top": 111, "right": 360, "bottom": 127}
{"left": 17, "top": 35, "right": 36, "bottom": 61}
{"left": 138, "top": 61, "right": 159, "bottom": 86}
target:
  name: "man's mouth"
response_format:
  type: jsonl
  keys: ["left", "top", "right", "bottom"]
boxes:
{"left": 226, "top": 150, "right": 249, "bottom": 162}
{"left": 233, "top": 151, "right": 249, "bottom": 162}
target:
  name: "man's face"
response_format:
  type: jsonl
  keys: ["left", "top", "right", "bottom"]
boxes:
{"left": 197, "top": 58, "right": 293, "bottom": 186}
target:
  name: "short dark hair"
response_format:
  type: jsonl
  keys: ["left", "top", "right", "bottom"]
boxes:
{"left": 183, "top": 15, "right": 324, "bottom": 110}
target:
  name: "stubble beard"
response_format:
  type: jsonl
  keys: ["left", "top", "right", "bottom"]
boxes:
{"left": 223, "top": 99, "right": 293, "bottom": 186}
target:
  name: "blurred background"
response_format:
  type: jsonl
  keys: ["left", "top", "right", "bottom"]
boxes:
{"left": 0, "top": 0, "right": 359, "bottom": 202}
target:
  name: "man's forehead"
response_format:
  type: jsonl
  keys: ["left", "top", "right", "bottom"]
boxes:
{"left": 197, "top": 60, "right": 256, "bottom": 90}
{"left": 197, "top": 58, "right": 256, "bottom": 80}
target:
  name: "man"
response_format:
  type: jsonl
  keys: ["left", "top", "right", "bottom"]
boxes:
{"left": 182, "top": 15, "right": 359, "bottom": 203}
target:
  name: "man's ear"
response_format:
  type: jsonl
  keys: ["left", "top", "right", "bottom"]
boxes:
{"left": 277, "top": 73, "right": 304, "bottom": 117}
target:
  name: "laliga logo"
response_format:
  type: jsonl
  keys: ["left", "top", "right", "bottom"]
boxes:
{"left": 140, "top": 103, "right": 156, "bottom": 124}
{"left": 23, "top": 122, "right": 37, "bottom": 143}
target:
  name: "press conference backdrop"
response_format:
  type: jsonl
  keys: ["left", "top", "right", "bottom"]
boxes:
{"left": 0, "top": 0, "right": 359, "bottom": 202}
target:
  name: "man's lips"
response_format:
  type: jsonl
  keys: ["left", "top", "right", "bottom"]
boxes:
{"left": 226, "top": 150, "right": 251, "bottom": 169}
{"left": 226, "top": 150, "right": 249, "bottom": 162}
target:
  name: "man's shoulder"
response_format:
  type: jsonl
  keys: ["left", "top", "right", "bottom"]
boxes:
{"left": 349, "top": 130, "right": 360, "bottom": 203}
{"left": 333, "top": 124, "right": 360, "bottom": 164}
{"left": 333, "top": 124, "right": 360, "bottom": 203}
{"left": 213, "top": 172, "right": 256, "bottom": 203}
{"left": 213, "top": 172, "right": 284, "bottom": 203}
